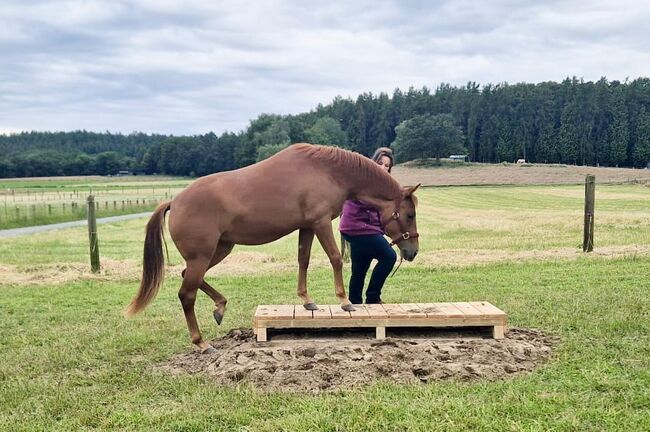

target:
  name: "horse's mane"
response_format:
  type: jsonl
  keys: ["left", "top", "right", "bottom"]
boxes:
{"left": 292, "top": 143, "right": 403, "bottom": 200}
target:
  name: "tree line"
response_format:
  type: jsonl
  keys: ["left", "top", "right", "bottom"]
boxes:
{"left": 1, "top": 77, "right": 648, "bottom": 178}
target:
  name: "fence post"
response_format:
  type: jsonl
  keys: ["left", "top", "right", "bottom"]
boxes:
{"left": 87, "top": 195, "right": 100, "bottom": 273}
{"left": 583, "top": 175, "right": 595, "bottom": 252}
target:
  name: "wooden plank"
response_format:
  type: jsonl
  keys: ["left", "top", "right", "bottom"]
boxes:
{"left": 330, "top": 304, "right": 352, "bottom": 319}
{"left": 349, "top": 305, "right": 370, "bottom": 319}
{"left": 453, "top": 302, "right": 483, "bottom": 319}
{"left": 255, "top": 318, "right": 504, "bottom": 329}
{"left": 469, "top": 302, "right": 508, "bottom": 320}
{"left": 415, "top": 303, "right": 444, "bottom": 317}
{"left": 253, "top": 302, "right": 509, "bottom": 340}
{"left": 400, "top": 303, "right": 428, "bottom": 318}
{"left": 294, "top": 305, "right": 314, "bottom": 320}
{"left": 312, "top": 305, "right": 332, "bottom": 319}
{"left": 364, "top": 304, "right": 389, "bottom": 318}
{"left": 255, "top": 305, "right": 286, "bottom": 320}
{"left": 278, "top": 304, "right": 296, "bottom": 319}
{"left": 419, "top": 303, "right": 464, "bottom": 319}
{"left": 382, "top": 303, "right": 410, "bottom": 318}
{"left": 254, "top": 305, "right": 293, "bottom": 329}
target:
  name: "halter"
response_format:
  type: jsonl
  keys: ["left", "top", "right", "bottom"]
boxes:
{"left": 383, "top": 210, "right": 419, "bottom": 247}
{"left": 382, "top": 209, "right": 419, "bottom": 278}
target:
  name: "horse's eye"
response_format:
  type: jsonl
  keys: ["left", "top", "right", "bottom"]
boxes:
{"left": 407, "top": 214, "right": 415, "bottom": 220}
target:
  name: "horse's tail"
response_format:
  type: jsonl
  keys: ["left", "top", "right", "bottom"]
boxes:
{"left": 124, "top": 200, "right": 171, "bottom": 317}
{"left": 341, "top": 232, "right": 350, "bottom": 263}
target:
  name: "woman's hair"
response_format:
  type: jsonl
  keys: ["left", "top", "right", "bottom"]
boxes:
{"left": 371, "top": 147, "right": 394, "bottom": 172}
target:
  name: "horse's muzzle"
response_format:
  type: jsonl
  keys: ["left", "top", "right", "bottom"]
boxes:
{"left": 401, "top": 249, "right": 418, "bottom": 262}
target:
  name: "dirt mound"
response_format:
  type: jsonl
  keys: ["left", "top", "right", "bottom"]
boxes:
{"left": 156, "top": 327, "right": 558, "bottom": 393}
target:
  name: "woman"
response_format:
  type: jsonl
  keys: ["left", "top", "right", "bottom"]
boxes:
{"left": 339, "top": 147, "right": 397, "bottom": 304}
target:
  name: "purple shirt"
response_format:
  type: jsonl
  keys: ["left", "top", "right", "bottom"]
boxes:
{"left": 339, "top": 200, "right": 384, "bottom": 236}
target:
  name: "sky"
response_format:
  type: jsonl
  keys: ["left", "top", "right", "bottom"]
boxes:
{"left": 0, "top": 0, "right": 648, "bottom": 136}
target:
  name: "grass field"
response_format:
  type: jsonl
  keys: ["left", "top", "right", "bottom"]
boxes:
{"left": 0, "top": 176, "right": 191, "bottom": 229}
{"left": 1, "top": 183, "right": 649, "bottom": 431}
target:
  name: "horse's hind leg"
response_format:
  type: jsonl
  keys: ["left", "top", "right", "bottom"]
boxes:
{"left": 297, "top": 229, "right": 318, "bottom": 310}
{"left": 178, "top": 257, "right": 213, "bottom": 353}
{"left": 181, "top": 241, "right": 235, "bottom": 327}
{"left": 203, "top": 241, "right": 235, "bottom": 325}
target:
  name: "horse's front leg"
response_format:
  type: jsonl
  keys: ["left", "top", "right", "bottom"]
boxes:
{"left": 313, "top": 220, "right": 355, "bottom": 312}
{"left": 297, "top": 228, "right": 318, "bottom": 310}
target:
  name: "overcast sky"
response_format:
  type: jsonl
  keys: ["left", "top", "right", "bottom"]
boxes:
{"left": 0, "top": 0, "right": 648, "bottom": 136}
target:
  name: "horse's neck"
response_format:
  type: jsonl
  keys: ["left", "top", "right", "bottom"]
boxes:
{"left": 347, "top": 174, "right": 399, "bottom": 208}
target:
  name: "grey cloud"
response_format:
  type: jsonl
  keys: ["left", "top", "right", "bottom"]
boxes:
{"left": 0, "top": 0, "right": 647, "bottom": 135}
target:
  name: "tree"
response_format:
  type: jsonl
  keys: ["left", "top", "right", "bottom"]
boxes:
{"left": 348, "top": 96, "right": 369, "bottom": 155}
{"left": 140, "top": 143, "right": 161, "bottom": 174}
{"left": 95, "top": 151, "right": 123, "bottom": 175}
{"left": 559, "top": 103, "right": 580, "bottom": 164}
{"left": 0, "top": 158, "right": 15, "bottom": 178}
{"left": 256, "top": 144, "right": 287, "bottom": 161}
{"left": 237, "top": 114, "right": 291, "bottom": 166}
{"left": 392, "top": 113, "right": 465, "bottom": 163}
{"left": 632, "top": 106, "right": 650, "bottom": 167}
{"left": 608, "top": 85, "right": 629, "bottom": 166}
{"left": 305, "top": 116, "right": 348, "bottom": 147}
{"left": 65, "top": 153, "right": 96, "bottom": 175}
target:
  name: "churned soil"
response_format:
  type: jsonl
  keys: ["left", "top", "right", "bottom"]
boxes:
{"left": 156, "top": 327, "right": 558, "bottom": 393}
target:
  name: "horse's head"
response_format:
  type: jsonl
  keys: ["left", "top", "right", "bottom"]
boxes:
{"left": 383, "top": 184, "right": 420, "bottom": 261}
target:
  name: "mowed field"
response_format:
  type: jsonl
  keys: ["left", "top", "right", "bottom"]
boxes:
{"left": 393, "top": 161, "right": 650, "bottom": 186}
{"left": 1, "top": 168, "right": 649, "bottom": 430}
{"left": 2, "top": 162, "right": 649, "bottom": 230}
{"left": 0, "top": 175, "right": 190, "bottom": 229}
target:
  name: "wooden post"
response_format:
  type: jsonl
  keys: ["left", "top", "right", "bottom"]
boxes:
{"left": 583, "top": 175, "right": 595, "bottom": 252}
{"left": 87, "top": 195, "right": 100, "bottom": 273}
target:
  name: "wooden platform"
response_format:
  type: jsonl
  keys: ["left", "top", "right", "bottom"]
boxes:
{"left": 253, "top": 302, "right": 507, "bottom": 342}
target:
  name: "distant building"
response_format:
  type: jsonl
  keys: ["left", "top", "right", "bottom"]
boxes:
{"left": 449, "top": 155, "right": 469, "bottom": 162}
{"left": 116, "top": 170, "right": 131, "bottom": 176}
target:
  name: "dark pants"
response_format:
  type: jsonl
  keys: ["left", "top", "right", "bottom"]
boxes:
{"left": 342, "top": 233, "right": 397, "bottom": 304}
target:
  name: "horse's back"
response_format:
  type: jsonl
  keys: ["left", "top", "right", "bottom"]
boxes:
{"left": 168, "top": 145, "right": 346, "bottom": 245}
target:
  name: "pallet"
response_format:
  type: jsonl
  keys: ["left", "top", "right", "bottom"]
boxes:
{"left": 253, "top": 302, "right": 507, "bottom": 342}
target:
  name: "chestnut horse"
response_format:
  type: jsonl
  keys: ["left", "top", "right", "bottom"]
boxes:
{"left": 125, "top": 143, "right": 420, "bottom": 353}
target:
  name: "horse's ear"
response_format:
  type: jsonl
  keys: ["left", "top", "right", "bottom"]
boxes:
{"left": 405, "top": 183, "right": 421, "bottom": 196}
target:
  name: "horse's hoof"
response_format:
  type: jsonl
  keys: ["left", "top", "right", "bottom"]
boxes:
{"left": 303, "top": 302, "right": 318, "bottom": 311}
{"left": 213, "top": 309, "right": 224, "bottom": 325}
{"left": 201, "top": 346, "right": 216, "bottom": 354}
{"left": 341, "top": 303, "right": 356, "bottom": 312}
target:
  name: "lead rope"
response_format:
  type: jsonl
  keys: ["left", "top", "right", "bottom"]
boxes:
{"left": 390, "top": 255, "right": 403, "bottom": 278}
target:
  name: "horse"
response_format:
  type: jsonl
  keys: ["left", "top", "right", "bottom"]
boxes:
{"left": 125, "top": 143, "right": 420, "bottom": 353}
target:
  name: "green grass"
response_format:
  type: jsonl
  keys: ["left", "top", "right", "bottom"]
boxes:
{"left": 1, "top": 184, "right": 649, "bottom": 431}
{"left": 0, "top": 175, "right": 191, "bottom": 229}
{"left": 0, "top": 201, "right": 161, "bottom": 230}
{"left": 1, "top": 260, "right": 648, "bottom": 431}
{"left": 0, "top": 175, "right": 190, "bottom": 190}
